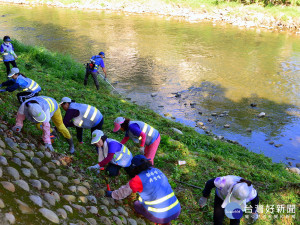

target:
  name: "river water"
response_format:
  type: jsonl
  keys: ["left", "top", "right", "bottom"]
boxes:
{"left": 0, "top": 4, "right": 299, "bottom": 165}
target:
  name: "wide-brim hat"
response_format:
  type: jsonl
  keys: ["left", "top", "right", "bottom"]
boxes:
{"left": 221, "top": 183, "right": 250, "bottom": 211}
{"left": 28, "top": 103, "right": 46, "bottom": 122}
{"left": 113, "top": 117, "right": 125, "bottom": 132}
{"left": 60, "top": 97, "right": 72, "bottom": 105}
{"left": 91, "top": 129, "right": 104, "bottom": 144}
{"left": 8, "top": 67, "right": 19, "bottom": 77}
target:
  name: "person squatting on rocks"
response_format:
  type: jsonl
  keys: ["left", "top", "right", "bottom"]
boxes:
{"left": 12, "top": 96, "right": 75, "bottom": 153}
{"left": 106, "top": 155, "right": 181, "bottom": 225}
{"left": 0, "top": 67, "right": 41, "bottom": 103}
{"left": 88, "top": 130, "right": 133, "bottom": 177}
{"left": 199, "top": 175, "right": 259, "bottom": 225}
{"left": 113, "top": 117, "right": 160, "bottom": 165}
{"left": 84, "top": 51, "right": 107, "bottom": 90}
{"left": 60, "top": 97, "right": 104, "bottom": 148}
{"left": 1, "top": 36, "right": 18, "bottom": 75}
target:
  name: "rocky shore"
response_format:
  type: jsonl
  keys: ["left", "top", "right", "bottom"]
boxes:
{"left": 0, "top": 120, "right": 145, "bottom": 224}
{"left": 0, "top": 0, "right": 300, "bottom": 34}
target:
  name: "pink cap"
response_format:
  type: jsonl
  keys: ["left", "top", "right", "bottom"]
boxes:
{"left": 113, "top": 117, "right": 125, "bottom": 132}
{"left": 113, "top": 122, "right": 121, "bottom": 132}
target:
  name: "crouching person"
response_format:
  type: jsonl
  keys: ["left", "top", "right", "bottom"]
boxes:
{"left": 106, "top": 155, "right": 181, "bottom": 225}
{"left": 88, "top": 130, "right": 132, "bottom": 177}
{"left": 199, "top": 175, "right": 259, "bottom": 225}
{"left": 12, "top": 96, "right": 75, "bottom": 153}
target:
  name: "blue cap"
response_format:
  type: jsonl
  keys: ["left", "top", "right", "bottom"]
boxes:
{"left": 4, "top": 37, "right": 11, "bottom": 42}
{"left": 131, "top": 155, "right": 150, "bottom": 167}
{"left": 99, "top": 52, "right": 105, "bottom": 58}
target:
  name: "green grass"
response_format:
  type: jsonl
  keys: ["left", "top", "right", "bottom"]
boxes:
{"left": 0, "top": 40, "right": 299, "bottom": 224}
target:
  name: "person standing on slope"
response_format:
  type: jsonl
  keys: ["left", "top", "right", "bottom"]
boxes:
{"left": 0, "top": 36, "right": 18, "bottom": 75}
{"left": 84, "top": 51, "right": 107, "bottom": 90}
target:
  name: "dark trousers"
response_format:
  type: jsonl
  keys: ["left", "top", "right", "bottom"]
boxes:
{"left": 17, "top": 91, "right": 39, "bottom": 104}
{"left": 4, "top": 61, "right": 17, "bottom": 75}
{"left": 133, "top": 200, "right": 181, "bottom": 224}
{"left": 84, "top": 64, "right": 99, "bottom": 90}
{"left": 105, "top": 163, "right": 131, "bottom": 177}
{"left": 76, "top": 118, "right": 104, "bottom": 142}
{"left": 214, "top": 194, "right": 240, "bottom": 225}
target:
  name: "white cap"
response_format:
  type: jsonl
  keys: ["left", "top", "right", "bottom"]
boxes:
{"left": 60, "top": 97, "right": 72, "bottom": 105}
{"left": 28, "top": 103, "right": 46, "bottom": 122}
{"left": 221, "top": 182, "right": 251, "bottom": 211}
{"left": 91, "top": 130, "right": 104, "bottom": 144}
{"left": 113, "top": 117, "right": 125, "bottom": 132}
{"left": 8, "top": 67, "right": 19, "bottom": 77}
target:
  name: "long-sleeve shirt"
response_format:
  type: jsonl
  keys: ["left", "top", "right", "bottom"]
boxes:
{"left": 121, "top": 123, "right": 147, "bottom": 147}
{"left": 111, "top": 175, "right": 143, "bottom": 200}
{"left": 97, "top": 140, "right": 124, "bottom": 167}
{"left": 1, "top": 43, "right": 16, "bottom": 61}
{"left": 63, "top": 109, "right": 80, "bottom": 127}
{"left": 1, "top": 79, "right": 19, "bottom": 92}
{"left": 202, "top": 177, "right": 259, "bottom": 213}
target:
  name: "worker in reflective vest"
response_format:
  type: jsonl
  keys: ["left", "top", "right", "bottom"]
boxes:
{"left": 0, "top": 36, "right": 17, "bottom": 75}
{"left": 0, "top": 67, "right": 41, "bottom": 103}
{"left": 12, "top": 96, "right": 75, "bottom": 153}
{"left": 60, "top": 97, "right": 104, "bottom": 144}
{"left": 87, "top": 130, "right": 133, "bottom": 177}
{"left": 113, "top": 117, "right": 160, "bottom": 165}
{"left": 106, "top": 155, "right": 181, "bottom": 225}
{"left": 199, "top": 175, "right": 259, "bottom": 225}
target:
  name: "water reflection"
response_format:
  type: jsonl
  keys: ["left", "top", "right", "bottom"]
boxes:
{"left": 0, "top": 3, "right": 299, "bottom": 164}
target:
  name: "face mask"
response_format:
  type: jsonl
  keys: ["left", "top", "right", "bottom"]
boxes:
{"left": 4, "top": 42, "right": 10, "bottom": 45}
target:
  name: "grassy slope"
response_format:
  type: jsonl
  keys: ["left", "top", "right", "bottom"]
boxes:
{"left": 0, "top": 40, "right": 299, "bottom": 224}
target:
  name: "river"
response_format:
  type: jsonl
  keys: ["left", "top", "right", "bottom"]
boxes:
{"left": 0, "top": 3, "right": 299, "bottom": 165}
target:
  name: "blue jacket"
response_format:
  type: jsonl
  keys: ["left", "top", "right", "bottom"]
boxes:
{"left": 90, "top": 55, "right": 105, "bottom": 73}
{"left": 1, "top": 75, "right": 41, "bottom": 93}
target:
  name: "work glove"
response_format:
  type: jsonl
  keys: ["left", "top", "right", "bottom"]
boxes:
{"left": 79, "top": 141, "right": 84, "bottom": 144}
{"left": 12, "top": 125, "right": 22, "bottom": 132}
{"left": 139, "top": 146, "right": 145, "bottom": 154}
{"left": 45, "top": 143, "right": 54, "bottom": 152}
{"left": 199, "top": 197, "right": 207, "bottom": 208}
{"left": 88, "top": 164, "right": 100, "bottom": 171}
{"left": 0, "top": 89, "right": 6, "bottom": 93}
{"left": 248, "top": 212, "right": 259, "bottom": 224}
{"left": 106, "top": 191, "right": 112, "bottom": 198}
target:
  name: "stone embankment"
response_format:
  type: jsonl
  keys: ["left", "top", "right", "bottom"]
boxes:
{"left": 0, "top": 0, "right": 299, "bottom": 34}
{"left": 0, "top": 121, "right": 145, "bottom": 224}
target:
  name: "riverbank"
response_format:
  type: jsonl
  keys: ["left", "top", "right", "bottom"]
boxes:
{"left": 0, "top": 40, "right": 299, "bottom": 224}
{"left": 0, "top": 0, "right": 300, "bottom": 34}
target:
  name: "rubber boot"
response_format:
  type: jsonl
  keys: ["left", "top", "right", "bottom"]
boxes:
{"left": 67, "top": 138, "right": 75, "bottom": 154}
